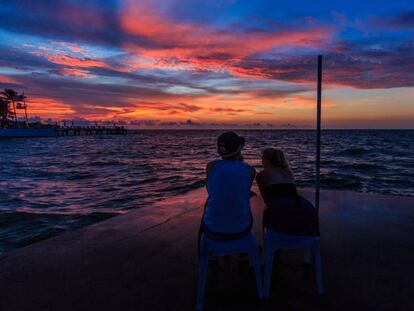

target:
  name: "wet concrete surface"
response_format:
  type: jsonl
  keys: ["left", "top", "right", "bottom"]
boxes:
{"left": 0, "top": 189, "right": 413, "bottom": 311}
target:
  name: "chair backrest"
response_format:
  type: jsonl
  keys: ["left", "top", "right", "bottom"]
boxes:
{"left": 200, "top": 233, "right": 257, "bottom": 257}
{"left": 265, "top": 229, "right": 319, "bottom": 249}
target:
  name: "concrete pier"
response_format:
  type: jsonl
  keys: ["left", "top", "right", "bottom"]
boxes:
{"left": 0, "top": 189, "right": 413, "bottom": 311}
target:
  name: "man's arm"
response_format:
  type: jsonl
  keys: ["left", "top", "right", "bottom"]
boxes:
{"left": 250, "top": 166, "right": 257, "bottom": 197}
{"left": 250, "top": 166, "right": 256, "bottom": 183}
{"left": 206, "top": 160, "right": 217, "bottom": 180}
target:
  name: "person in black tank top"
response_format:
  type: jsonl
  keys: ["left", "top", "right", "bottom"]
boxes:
{"left": 256, "top": 148, "right": 319, "bottom": 237}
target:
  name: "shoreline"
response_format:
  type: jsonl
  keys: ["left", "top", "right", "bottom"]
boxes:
{"left": 0, "top": 187, "right": 412, "bottom": 255}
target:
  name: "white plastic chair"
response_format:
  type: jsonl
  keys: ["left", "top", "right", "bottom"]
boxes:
{"left": 196, "top": 233, "right": 263, "bottom": 310}
{"left": 263, "top": 230, "right": 324, "bottom": 297}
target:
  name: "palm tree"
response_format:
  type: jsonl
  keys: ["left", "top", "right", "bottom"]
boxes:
{"left": 15, "top": 92, "right": 28, "bottom": 126}
{"left": 1, "top": 88, "right": 19, "bottom": 124}
{"left": 0, "top": 97, "right": 12, "bottom": 126}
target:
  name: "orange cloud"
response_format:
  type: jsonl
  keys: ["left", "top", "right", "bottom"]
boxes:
{"left": 26, "top": 97, "right": 75, "bottom": 118}
{"left": 31, "top": 51, "right": 108, "bottom": 68}
{"left": 51, "top": 68, "right": 94, "bottom": 78}
{"left": 52, "top": 41, "right": 87, "bottom": 54}
{"left": 0, "top": 74, "right": 18, "bottom": 84}
{"left": 119, "top": 1, "right": 333, "bottom": 74}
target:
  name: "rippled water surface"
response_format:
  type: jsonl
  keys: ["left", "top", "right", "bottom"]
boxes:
{"left": 1, "top": 130, "right": 413, "bottom": 252}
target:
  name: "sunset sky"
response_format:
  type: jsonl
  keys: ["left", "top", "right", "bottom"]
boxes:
{"left": 0, "top": 0, "right": 413, "bottom": 128}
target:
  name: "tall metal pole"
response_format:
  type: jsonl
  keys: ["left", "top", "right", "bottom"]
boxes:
{"left": 315, "top": 55, "right": 323, "bottom": 212}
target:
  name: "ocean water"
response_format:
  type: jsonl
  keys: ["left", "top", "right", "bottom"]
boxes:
{"left": 0, "top": 129, "right": 413, "bottom": 252}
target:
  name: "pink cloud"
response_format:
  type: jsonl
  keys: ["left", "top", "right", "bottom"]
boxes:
{"left": 52, "top": 41, "right": 87, "bottom": 54}
{"left": 31, "top": 51, "right": 108, "bottom": 68}
{"left": 50, "top": 68, "right": 94, "bottom": 78}
{"left": 119, "top": 1, "right": 333, "bottom": 74}
{"left": 0, "top": 74, "right": 18, "bottom": 84}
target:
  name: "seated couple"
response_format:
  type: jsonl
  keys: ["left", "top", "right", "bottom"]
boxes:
{"left": 200, "top": 131, "right": 319, "bottom": 245}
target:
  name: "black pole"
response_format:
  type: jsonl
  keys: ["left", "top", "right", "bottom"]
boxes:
{"left": 315, "top": 55, "right": 323, "bottom": 212}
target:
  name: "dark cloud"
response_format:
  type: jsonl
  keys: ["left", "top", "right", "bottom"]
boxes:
{"left": 176, "top": 103, "right": 202, "bottom": 112}
{"left": 374, "top": 11, "right": 414, "bottom": 29}
{"left": 129, "top": 119, "right": 159, "bottom": 126}
{"left": 0, "top": 46, "right": 59, "bottom": 71}
{"left": 133, "top": 102, "right": 202, "bottom": 113}
{"left": 229, "top": 39, "right": 414, "bottom": 89}
{"left": 210, "top": 107, "right": 247, "bottom": 113}
{"left": 0, "top": 0, "right": 125, "bottom": 47}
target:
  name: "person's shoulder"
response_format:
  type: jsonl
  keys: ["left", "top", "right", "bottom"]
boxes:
{"left": 238, "top": 160, "right": 253, "bottom": 169}
{"left": 250, "top": 165, "right": 256, "bottom": 176}
{"left": 239, "top": 161, "right": 256, "bottom": 177}
{"left": 207, "top": 160, "right": 218, "bottom": 168}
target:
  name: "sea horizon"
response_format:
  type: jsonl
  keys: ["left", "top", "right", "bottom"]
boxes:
{"left": 125, "top": 128, "right": 414, "bottom": 130}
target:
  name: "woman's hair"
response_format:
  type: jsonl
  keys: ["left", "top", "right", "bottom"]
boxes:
{"left": 262, "top": 148, "right": 289, "bottom": 169}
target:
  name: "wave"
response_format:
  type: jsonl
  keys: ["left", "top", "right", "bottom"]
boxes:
{"left": 320, "top": 174, "right": 362, "bottom": 190}
{"left": 66, "top": 172, "right": 97, "bottom": 180}
{"left": 158, "top": 179, "right": 204, "bottom": 193}
{"left": 339, "top": 162, "right": 383, "bottom": 171}
{"left": 337, "top": 147, "right": 370, "bottom": 157}
{"left": 89, "top": 160, "right": 124, "bottom": 167}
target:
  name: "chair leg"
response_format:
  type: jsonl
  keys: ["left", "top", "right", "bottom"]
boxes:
{"left": 244, "top": 252, "right": 253, "bottom": 268}
{"left": 260, "top": 240, "right": 265, "bottom": 266}
{"left": 304, "top": 248, "right": 311, "bottom": 264}
{"left": 314, "top": 242, "right": 324, "bottom": 295}
{"left": 196, "top": 256, "right": 209, "bottom": 310}
{"left": 263, "top": 246, "right": 275, "bottom": 298}
{"left": 249, "top": 247, "right": 263, "bottom": 299}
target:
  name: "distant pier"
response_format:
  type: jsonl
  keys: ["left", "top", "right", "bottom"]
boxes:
{"left": 57, "top": 126, "right": 127, "bottom": 136}
{"left": 0, "top": 125, "right": 127, "bottom": 138}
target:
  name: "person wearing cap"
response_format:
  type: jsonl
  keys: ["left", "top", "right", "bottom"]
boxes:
{"left": 199, "top": 131, "right": 256, "bottom": 246}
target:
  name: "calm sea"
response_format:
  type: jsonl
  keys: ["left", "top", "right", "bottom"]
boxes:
{"left": 0, "top": 129, "right": 413, "bottom": 252}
